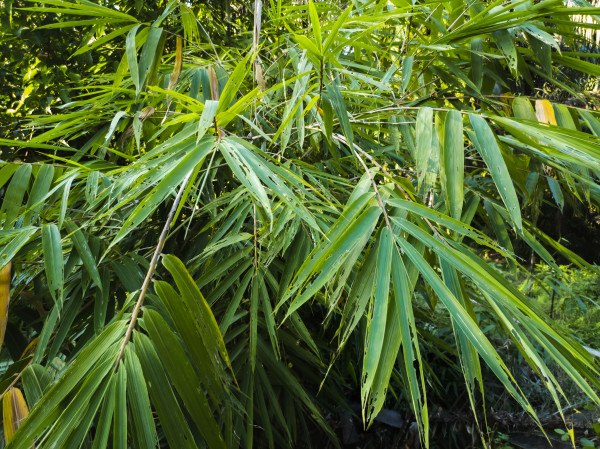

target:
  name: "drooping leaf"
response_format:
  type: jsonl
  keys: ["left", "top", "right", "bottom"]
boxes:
{"left": 469, "top": 114, "right": 522, "bottom": 231}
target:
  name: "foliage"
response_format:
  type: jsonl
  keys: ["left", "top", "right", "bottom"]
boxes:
{"left": 1, "top": 0, "right": 600, "bottom": 447}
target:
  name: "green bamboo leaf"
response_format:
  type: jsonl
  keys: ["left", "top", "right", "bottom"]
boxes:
{"left": 7, "top": 321, "right": 127, "bottom": 449}
{"left": 512, "top": 97, "right": 536, "bottom": 121}
{"left": 546, "top": 176, "right": 564, "bottom": 212}
{"left": 1, "top": 163, "right": 31, "bottom": 228}
{"left": 401, "top": 56, "right": 413, "bottom": 93}
{"left": 579, "top": 110, "right": 600, "bottom": 137}
{"left": 21, "top": 364, "right": 51, "bottom": 408}
{"left": 161, "top": 254, "right": 235, "bottom": 380}
{"left": 415, "top": 107, "right": 433, "bottom": 193}
{"left": 33, "top": 306, "right": 59, "bottom": 364}
{"left": 72, "top": 24, "right": 137, "bottom": 56}
{"left": 442, "top": 110, "right": 464, "bottom": 220}
{"left": 471, "top": 38, "right": 483, "bottom": 90}
{"left": 94, "top": 267, "right": 110, "bottom": 333}
{"left": 440, "top": 260, "right": 483, "bottom": 436}
{"left": 135, "top": 332, "right": 199, "bottom": 449}
{"left": 394, "top": 217, "right": 600, "bottom": 402}
{"left": 111, "top": 138, "right": 214, "bottom": 248}
{"left": 35, "top": 350, "right": 116, "bottom": 448}
{"left": 61, "top": 378, "right": 113, "bottom": 449}
{"left": 282, "top": 204, "right": 381, "bottom": 318}
{"left": 58, "top": 174, "right": 75, "bottom": 230}
{"left": 0, "top": 164, "right": 18, "bottom": 190}
{"left": 257, "top": 339, "right": 337, "bottom": 442}
{"left": 493, "top": 117, "right": 600, "bottom": 172}
{"left": 259, "top": 274, "right": 279, "bottom": 360}
{"left": 138, "top": 26, "right": 163, "bottom": 89}
{"left": 0, "top": 227, "right": 38, "bottom": 270}
{"left": 279, "top": 189, "right": 372, "bottom": 312}
{"left": 493, "top": 30, "right": 518, "bottom": 74}
{"left": 197, "top": 99, "right": 219, "bottom": 143}
{"left": 220, "top": 269, "right": 253, "bottom": 335}
{"left": 294, "top": 35, "right": 321, "bottom": 63}
{"left": 92, "top": 377, "right": 116, "bottom": 449}
{"left": 396, "top": 236, "right": 537, "bottom": 419}
{"left": 308, "top": 0, "right": 322, "bottom": 51}
{"left": 322, "top": 5, "right": 352, "bottom": 52}
{"left": 361, "top": 227, "right": 393, "bottom": 411}
{"left": 24, "top": 164, "right": 54, "bottom": 226}
{"left": 484, "top": 200, "right": 514, "bottom": 256}
{"left": 38, "top": 18, "right": 126, "bottom": 28}
{"left": 126, "top": 24, "right": 142, "bottom": 94}
{"left": 338, "top": 236, "right": 377, "bottom": 348}
{"left": 124, "top": 346, "right": 158, "bottom": 449}
{"left": 154, "top": 280, "right": 224, "bottom": 404}
{"left": 114, "top": 361, "right": 127, "bottom": 449}
{"left": 469, "top": 114, "right": 522, "bottom": 231}
{"left": 216, "top": 52, "right": 252, "bottom": 114}
{"left": 24, "top": 0, "right": 138, "bottom": 21}
{"left": 64, "top": 220, "right": 103, "bottom": 290}
{"left": 144, "top": 309, "right": 226, "bottom": 449}
{"left": 42, "top": 224, "right": 63, "bottom": 302}
{"left": 552, "top": 104, "right": 577, "bottom": 130}
{"left": 250, "top": 274, "right": 260, "bottom": 373}
{"left": 391, "top": 246, "right": 428, "bottom": 445}
{"left": 325, "top": 81, "right": 354, "bottom": 149}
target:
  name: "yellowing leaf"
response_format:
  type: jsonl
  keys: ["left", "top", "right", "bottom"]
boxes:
{"left": 168, "top": 36, "right": 183, "bottom": 91}
{"left": 3, "top": 387, "right": 30, "bottom": 444}
{"left": 0, "top": 262, "right": 10, "bottom": 352}
{"left": 535, "top": 99, "right": 557, "bottom": 125}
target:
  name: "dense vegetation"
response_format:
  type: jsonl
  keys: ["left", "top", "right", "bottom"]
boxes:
{"left": 1, "top": 0, "right": 600, "bottom": 447}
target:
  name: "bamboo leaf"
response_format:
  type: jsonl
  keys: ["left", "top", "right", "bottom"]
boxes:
{"left": 126, "top": 24, "right": 142, "bottom": 93}
{"left": 64, "top": 220, "right": 103, "bottom": 290}
{"left": 546, "top": 176, "right": 564, "bottom": 212}
{"left": 3, "top": 388, "right": 29, "bottom": 444}
{"left": 469, "top": 114, "right": 522, "bottom": 231}
{"left": 442, "top": 109, "right": 464, "bottom": 220}
{"left": 361, "top": 227, "right": 393, "bottom": 419}
{"left": 42, "top": 224, "right": 63, "bottom": 302}
{"left": 24, "top": 164, "right": 54, "bottom": 226}
{"left": 135, "top": 333, "right": 199, "bottom": 449}
{"left": 124, "top": 346, "right": 158, "bottom": 449}
{"left": 144, "top": 309, "right": 226, "bottom": 449}
{"left": 1, "top": 164, "right": 31, "bottom": 229}
{"left": 0, "top": 263, "right": 10, "bottom": 353}
{"left": 161, "top": 255, "right": 235, "bottom": 381}
{"left": 7, "top": 321, "right": 127, "bottom": 449}
{"left": 114, "top": 361, "right": 127, "bottom": 449}
{"left": 308, "top": 0, "right": 322, "bottom": 51}
{"left": 0, "top": 227, "right": 38, "bottom": 270}
{"left": 535, "top": 99, "right": 557, "bottom": 125}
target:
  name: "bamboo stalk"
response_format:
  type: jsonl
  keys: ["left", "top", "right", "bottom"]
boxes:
{"left": 114, "top": 170, "right": 194, "bottom": 371}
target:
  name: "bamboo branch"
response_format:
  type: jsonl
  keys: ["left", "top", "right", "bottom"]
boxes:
{"left": 114, "top": 170, "right": 194, "bottom": 371}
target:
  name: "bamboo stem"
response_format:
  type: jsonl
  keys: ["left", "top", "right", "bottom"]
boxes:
{"left": 114, "top": 170, "right": 194, "bottom": 371}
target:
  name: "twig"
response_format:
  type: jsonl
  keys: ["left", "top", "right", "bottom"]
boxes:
{"left": 114, "top": 169, "right": 194, "bottom": 371}
{"left": 0, "top": 360, "right": 33, "bottom": 400}
{"left": 332, "top": 133, "right": 392, "bottom": 230}
{"left": 331, "top": 133, "right": 449, "bottom": 245}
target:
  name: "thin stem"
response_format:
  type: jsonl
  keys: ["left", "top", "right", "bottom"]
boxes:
{"left": 114, "top": 170, "right": 194, "bottom": 371}
{"left": 352, "top": 146, "right": 393, "bottom": 231}
{"left": 333, "top": 133, "right": 393, "bottom": 230}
